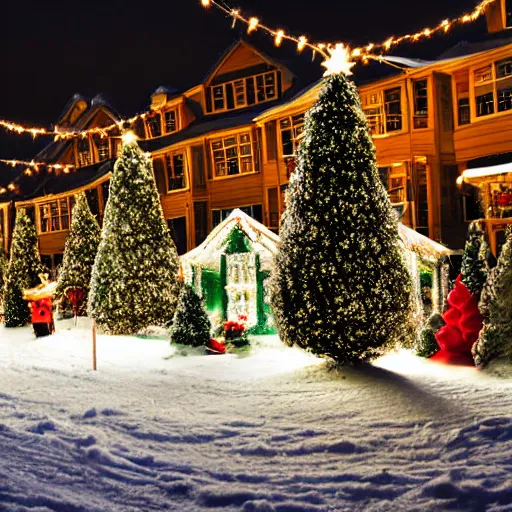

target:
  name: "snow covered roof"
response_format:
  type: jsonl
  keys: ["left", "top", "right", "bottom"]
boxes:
{"left": 181, "top": 209, "right": 280, "bottom": 271}
{"left": 461, "top": 161, "right": 512, "bottom": 182}
{"left": 398, "top": 223, "right": 458, "bottom": 262}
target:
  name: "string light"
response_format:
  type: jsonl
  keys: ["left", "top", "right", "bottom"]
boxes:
{"left": 200, "top": 0, "right": 497, "bottom": 63}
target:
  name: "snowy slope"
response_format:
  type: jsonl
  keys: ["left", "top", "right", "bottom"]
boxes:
{"left": 1, "top": 320, "right": 511, "bottom": 512}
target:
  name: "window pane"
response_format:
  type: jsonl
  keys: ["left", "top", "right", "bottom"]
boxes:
{"left": 281, "top": 128, "right": 293, "bottom": 155}
{"left": 213, "top": 86, "right": 225, "bottom": 110}
{"left": 212, "top": 140, "right": 223, "bottom": 150}
{"left": 225, "top": 136, "right": 237, "bottom": 147}
{"left": 147, "top": 114, "right": 162, "bottom": 138}
{"left": 246, "top": 78, "right": 255, "bottom": 105}
{"left": 164, "top": 110, "right": 177, "bottom": 133}
{"left": 239, "top": 133, "right": 251, "bottom": 144}
{"left": 475, "top": 89, "right": 494, "bottom": 117}
{"left": 458, "top": 98, "right": 470, "bottom": 125}
{"left": 474, "top": 66, "right": 492, "bottom": 83}
{"left": 497, "top": 76, "right": 512, "bottom": 112}
{"left": 413, "top": 79, "right": 428, "bottom": 129}
{"left": 234, "top": 80, "right": 245, "bottom": 106}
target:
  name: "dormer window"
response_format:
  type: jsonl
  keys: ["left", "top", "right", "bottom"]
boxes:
{"left": 92, "top": 134, "right": 109, "bottom": 162}
{"left": 209, "top": 71, "right": 279, "bottom": 113}
{"left": 164, "top": 109, "right": 178, "bottom": 133}
{"left": 146, "top": 113, "right": 162, "bottom": 138}
{"left": 77, "top": 138, "right": 92, "bottom": 168}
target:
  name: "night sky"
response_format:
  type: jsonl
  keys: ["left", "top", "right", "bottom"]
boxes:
{"left": 1, "top": 0, "right": 488, "bottom": 160}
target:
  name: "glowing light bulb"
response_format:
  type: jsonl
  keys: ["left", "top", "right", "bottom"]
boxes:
{"left": 201, "top": 0, "right": 210, "bottom": 7}
{"left": 275, "top": 30, "right": 284, "bottom": 46}
{"left": 248, "top": 17, "right": 259, "bottom": 33}
{"left": 121, "top": 130, "right": 138, "bottom": 145}
{"left": 297, "top": 36, "right": 307, "bottom": 52}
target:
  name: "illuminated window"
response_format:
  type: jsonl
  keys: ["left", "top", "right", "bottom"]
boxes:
{"left": 212, "top": 204, "right": 262, "bottom": 227}
{"left": 39, "top": 197, "right": 75, "bottom": 233}
{"left": 164, "top": 109, "right": 178, "bottom": 133}
{"left": 165, "top": 152, "right": 187, "bottom": 191}
{"left": 384, "top": 88, "right": 402, "bottom": 132}
{"left": 413, "top": 79, "right": 428, "bottom": 129}
{"left": 363, "top": 88, "right": 403, "bottom": 135}
{"left": 456, "top": 82, "right": 470, "bottom": 125}
{"left": 209, "top": 71, "right": 278, "bottom": 113}
{"left": 92, "top": 134, "right": 109, "bottom": 162}
{"left": 211, "top": 133, "right": 253, "bottom": 177}
{"left": 474, "top": 58, "right": 512, "bottom": 118}
{"left": 76, "top": 138, "right": 92, "bottom": 168}
{"left": 146, "top": 113, "right": 162, "bottom": 138}
{"left": 279, "top": 113, "right": 305, "bottom": 156}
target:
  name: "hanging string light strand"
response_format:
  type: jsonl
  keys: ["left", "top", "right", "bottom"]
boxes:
{"left": 200, "top": 0, "right": 497, "bottom": 61}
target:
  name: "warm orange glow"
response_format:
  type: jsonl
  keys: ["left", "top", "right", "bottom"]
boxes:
{"left": 248, "top": 17, "right": 259, "bottom": 33}
{"left": 274, "top": 30, "right": 284, "bottom": 47}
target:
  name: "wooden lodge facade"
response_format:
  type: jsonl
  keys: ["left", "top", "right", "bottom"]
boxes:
{"left": 1, "top": 11, "right": 512, "bottom": 272}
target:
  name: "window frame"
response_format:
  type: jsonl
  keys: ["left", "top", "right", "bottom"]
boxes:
{"left": 279, "top": 112, "right": 305, "bottom": 158}
{"left": 164, "top": 150, "right": 188, "bottom": 193}
{"left": 38, "top": 196, "right": 75, "bottom": 234}
{"left": 469, "top": 57, "right": 512, "bottom": 123}
{"left": 412, "top": 79, "right": 429, "bottom": 130}
{"left": 362, "top": 86, "right": 406, "bottom": 137}
{"left": 163, "top": 107, "right": 180, "bottom": 134}
{"left": 210, "top": 132, "right": 255, "bottom": 180}
{"left": 209, "top": 71, "right": 279, "bottom": 114}
{"left": 76, "top": 137, "right": 92, "bottom": 168}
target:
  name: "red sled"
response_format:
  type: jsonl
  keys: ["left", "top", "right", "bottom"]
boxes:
{"left": 206, "top": 338, "right": 226, "bottom": 355}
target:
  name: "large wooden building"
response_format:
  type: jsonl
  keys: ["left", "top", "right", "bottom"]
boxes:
{"left": 1, "top": 8, "right": 512, "bottom": 273}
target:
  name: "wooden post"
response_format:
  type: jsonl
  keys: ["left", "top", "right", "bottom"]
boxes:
{"left": 92, "top": 319, "right": 97, "bottom": 371}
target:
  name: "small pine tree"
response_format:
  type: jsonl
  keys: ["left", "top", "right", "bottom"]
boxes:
{"left": 170, "top": 284, "right": 211, "bottom": 347}
{"left": 460, "top": 220, "right": 488, "bottom": 296}
{"left": 88, "top": 135, "right": 180, "bottom": 334}
{"left": 270, "top": 73, "right": 411, "bottom": 365}
{"left": 56, "top": 192, "right": 101, "bottom": 312}
{"left": 3, "top": 210, "right": 44, "bottom": 327}
{"left": 473, "top": 227, "right": 512, "bottom": 366}
{"left": 415, "top": 313, "right": 444, "bottom": 358}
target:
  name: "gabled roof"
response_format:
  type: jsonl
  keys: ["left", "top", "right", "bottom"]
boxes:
{"left": 181, "top": 209, "right": 279, "bottom": 271}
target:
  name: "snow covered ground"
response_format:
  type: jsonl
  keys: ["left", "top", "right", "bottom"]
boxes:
{"left": 1, "top": 319, "right": 511, "bottom": 512}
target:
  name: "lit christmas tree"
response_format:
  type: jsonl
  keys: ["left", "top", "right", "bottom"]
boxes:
{"left": 56, "top": 192, "right": 101, "bottom": 314}
{"left": 169, "top": 284, "right": 211, "bottom": 347}
{"left": 88, "top": 133, "right": 180, "bottom": 334}
{"left": 0, "top": 246, "right": 7, "bottom": 302}
{"left": 270, "top": 46, "right": 411, "bottom": 364}
{"left": 472, "top": 226, "right": 512, "bottom": 367}
{"left": 460, "top": 220, "right": 488, "bottom": 296}
{"left": 3, "top": 210, "right": 44, "bottom": 327}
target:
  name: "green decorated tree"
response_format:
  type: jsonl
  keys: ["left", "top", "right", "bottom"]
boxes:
{"left": 169, "top": 284, "right": 211, "bottom": 347}
{"left": 56, "top": 192, "right": 101, "bottom": 314}
{"left": 88, "top": 134, "right": 180, "bottom": 334}
{"left": 460, "top": 220, "right": 488, "bottom": 297}
{"left": 472, "top": 226, "right": 512, "bottom": 366}
{"left": 3, "top": 210, "right": 44, "bottom": 327}
{"left": 0, "top": 246, "right": 7, "bottom": 302}
{"left": 270, "top": 58, "right": 411, "bottom": 365}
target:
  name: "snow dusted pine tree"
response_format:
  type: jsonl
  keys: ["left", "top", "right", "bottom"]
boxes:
{"left": 271, "top": 48, "right": 411, "bottom": 364}
{"left": 88, "top": 134, "right": 180, "bottom": 334}
{"left": 473, "top": 226, "right": 512, "bottom": 366}
{"left": 169, "top": 284, "right": 211, "bottom": 347}
{"left": 0, "top": 246, "right": 7, "bottom": 302}
{"left": 56, "top": 192, "right": 101, "bottom": 312}
{"left": 3, "top": 210, "right": 44, "bottom": 327}
{"left": 460, "top": 220, "right": 488, "bottom": 297}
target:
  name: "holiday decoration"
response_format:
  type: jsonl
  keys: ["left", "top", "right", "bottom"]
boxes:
{"left": 180, "top": 209, "right": 278, "bottom": 335}
{"left": 270, "top": 73, "right": 411, "bottom": 365}
{"left": 223, "top": 314, "right": 249, "bottom": 347}
{"left": 0, "top": 246, "right": 7, "bottom": 299}
{"left": 88, "top": 134, "right": 180, "bottom": 334}
{"left": 3, "top": 210, "right": 44, "bottom": 327}
{"left": 169, "top": 284, "right": 211, "bottom": 347}
{"left": 56, "top": 192, "right": 101, "bottom": 317}
{"left": 472, "top": 226, "right": 512, "bottom": 367}
{"left": 460, "top": 220, "right": 488, "bottom": 296}
{"left": 206, "top": 337, "right": 226, "bottom": 354}
{"left": 23, "top": 274, "right": 57, "bottom": 338}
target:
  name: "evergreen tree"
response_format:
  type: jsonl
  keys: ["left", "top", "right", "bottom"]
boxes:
{"left": 56, "top": 192, "right": 101, "bottom": 312}
{"left": 270, "top": 73, "right": 411, "bottom": 365}
{"left": 169, "top": 284, "right": 211, "bottom": 347}
{"left": 460, "top": 220, "right": 488, "bottom": 296}
{"left": 3, "top": 210, "right": 44, "bottom": 327}
{"left": 473, "top": 227, "right": 512, "bottom": 366}
{"left": 0, "top": 246, "right": 7, "bottom": 302}
{"left": 88, "top": 135, "right": 180, "bottom": 334}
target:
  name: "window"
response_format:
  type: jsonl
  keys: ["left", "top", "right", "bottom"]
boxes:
{"left": 211, "top": 133, "right": 253, "bottom": 178}
{"left": 456, "top": 83, "right": 470, "bottom": 125}
{"left": 164, "top": 109, "right": 178, "bottom": 133}
{"left": 413, "top": 80, "right": 428, "bottom": 129}
{"left": 379, "top": 166, "right": 406, "bottom": 204}
{"left": 474, "top": 58, "right": 512, "bottom": 118}
{"left": 507, "top": 1, "right": 512, "bottom": 27}
{"left": 77, "top": 138, "right": 91, "bottom": 168}
{"left": 146, "top": 113, "right": 162, "bottom": 138}
{"left": 167, "top": 217, "right": 187, "bottom": 255}
{"left": 194, "top": 201, "right": 208, "bottom": 247}
{"left": 165, "top": 152, "right": 186, "bottom": 191}
{"left": 384, "top": 88, "right": 402, "bottom": 132}
{"left": 363, "top": 88, "right": 403, "bottom": 135}
{"left": 92, "top": 134, "right": 109, "bottom": 162}
{"left": 39, "top": 197, "right": 74, "bottom": 233}
{"left": 415, "top": 160, "right": 429, "bottom": 236}
{"left": 209, "top": 71, "right": 278, "bottom": 113}
{"left": 279, "top": 114, "right": 305, "bottom": 156}
{"left": 212, "top": 204, "right": 262, "bottom": 228}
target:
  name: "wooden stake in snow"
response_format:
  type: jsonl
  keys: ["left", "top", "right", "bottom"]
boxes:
{"left": 92, "top": 319, "right": 97, "bottom": 371}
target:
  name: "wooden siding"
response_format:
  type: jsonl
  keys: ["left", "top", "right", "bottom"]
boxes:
{"left": 39, "top": 231, "right": 68, "bottom": 255}
{"left": 161, "top": 191, "right": 189, "bottom": 219}
{"left": 213, "top": 44, "right": 268, "bottom": 79}
{"left": 209, "top": 173, "right": 263, "bottom": 210}
{"left": 454, "top": 114, "right": 512, "bottom": 162}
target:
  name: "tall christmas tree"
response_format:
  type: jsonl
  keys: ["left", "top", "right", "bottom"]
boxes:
{"left": 270, "top": 47, "right": 411, "bottom": 364}
{"left": 3, "top": 210, "right": 44, "bottom": 327}
{"left": 0, "top": 246, "right": 7, "bottom": 302}
{"left": 460, "top": 220, "right": 488, "bottom": 296}
{"left": 88, "top": 133, "right": 180, "bottom": 334}
{"left": 56, "top": 192, "right": 101, "bottom": 313}
{"left": 169, "top": 284, "right": 211, "bottom": 347}
{"left": 472, "top": 226, "right": 512, "bottom": 366}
